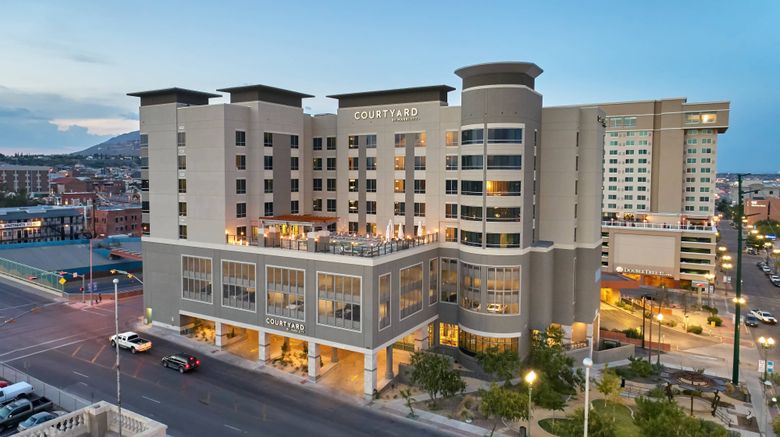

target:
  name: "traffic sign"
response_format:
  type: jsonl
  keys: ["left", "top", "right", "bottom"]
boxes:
{"left": 759, "top": 359, "right": 766, "bottom": 373}
{"left": 769, "top": 361, "right": 775, "bottom": 374}
{"left": 58, "top": 277, "right": 66, "bottom": 285}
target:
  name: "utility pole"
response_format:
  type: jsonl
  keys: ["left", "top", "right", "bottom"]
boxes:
{"left": 733, "top": 174, "right": 746, "bottom": 385}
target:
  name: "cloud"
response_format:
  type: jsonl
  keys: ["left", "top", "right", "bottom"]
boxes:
{"left": 50, "top": 118, "right": 138, "bottom": 136}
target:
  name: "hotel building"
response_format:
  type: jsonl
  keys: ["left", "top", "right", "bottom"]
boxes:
{"left": 596, "top": 99, "right": 730, "bottom": 291}
{"left": 0, "top": 206, "right": 86, "bottom": 244}
{"left": 131, "top": 62, "right": 604, "bottom": 397}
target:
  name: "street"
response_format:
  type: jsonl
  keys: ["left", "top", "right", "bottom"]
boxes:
{"left": 0, "top": 279, "right": 446, "bottom": 437}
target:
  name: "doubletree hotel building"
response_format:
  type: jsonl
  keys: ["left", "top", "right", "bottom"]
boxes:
{"left": 131, "top": 62, "right": 604, "bottom": 397}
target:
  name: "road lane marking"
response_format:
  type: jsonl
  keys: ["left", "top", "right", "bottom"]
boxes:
{"left": 73, "top": 371, "right": 89, "bottom": 378}
{"left": 71, "top": 344, "right": 84, "bottom": 357}
{"left": 142, "top": 395, "right": 161, "bottom": 404}
{"left": 224, "top": 424, "right": 242, "bottom": 432}
{"left": 3, "top": 334, "right": 111, "bottom": 363}
{"left": 0, "top": 302, "right": 37, "bottom": 312}
{"left": 90, "top": 345, "right": 106, "bottom": 363}
{"left": 0, "top": 334, "right": 82, "bottom": 357}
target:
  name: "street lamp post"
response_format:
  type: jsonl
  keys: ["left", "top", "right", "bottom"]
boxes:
{"left": 525, "top": 370, "right": 537, "bottom": 437}
{"left": 582, "top": 358, "right": 593, "bottom": 437}
{"left": 733, "top": 173, "right": 749, "bottom": 385}
{"left": 113, "top": 278, "right": 122, "bottom": 437}
{"left": 656, "top": 313, "right": 663, "bottom": 366}
{"left": 758, "top": 336, "right": 775, "bottom": 381}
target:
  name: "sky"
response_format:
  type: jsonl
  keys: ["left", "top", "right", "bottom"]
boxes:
{"left": 0, "top": 1, "right": 777, "bottom": 172}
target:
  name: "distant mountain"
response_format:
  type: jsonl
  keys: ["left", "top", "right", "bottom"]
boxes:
{"left": 72, "top": 130, "right": 140, "bottom": 156}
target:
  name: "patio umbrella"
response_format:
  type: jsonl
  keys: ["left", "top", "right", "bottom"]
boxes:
{"left": 397, "top": 221, "right": 404, "bottom": 239}
{"left": 385, "top": 219, "right": 393, "bottom": 240}
{"left": 417, "top": 220, "right": 423, "bottom": 237}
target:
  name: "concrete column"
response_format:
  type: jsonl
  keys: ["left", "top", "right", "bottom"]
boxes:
{"left": 308, "top": 342, "right": 321, "bottom": 381}
{"left": 258, "top": 331, "right": 270, "bottom": 363}
{"left": 364, "top": 350, "right": 377, "bottom": 399}
{"left": 432, "top": 321, "right": 440, "bottom": 348}
{"left": 414, "top": 326, "right": 429, "bottom": 351}
{"left": 560, "top": 324, "right": 573, "bottom": 343}
{"left": 385, "top": 345, "right": 394, "bottom": 380}
{"left": 331, "top": 346, "right": 339, "bottom": 363}
{"left": 214, "top": 321, "right": 222, "bottom": 348}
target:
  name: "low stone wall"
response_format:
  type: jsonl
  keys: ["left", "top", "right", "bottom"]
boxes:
{"left": 593, "top": 344, "right": 636, "bottom": 364}
{"left": 601, "top": 330, "right": 670, "bottom": 351}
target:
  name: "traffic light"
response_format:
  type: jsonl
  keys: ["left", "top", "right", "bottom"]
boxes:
{"left": 127, "top": 274, "right": 134, "bottom": 279}
{"left": 80, "top": 287, "right": 84, "bottom": 292}
{"left": 110, "top": 269, "right": 117, "bottom": 274}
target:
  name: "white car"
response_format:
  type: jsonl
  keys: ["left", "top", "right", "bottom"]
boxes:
{"left": 770, "top": 274, "right": 780, "bottom": 283}
{"left": 750, "top": 309, "right": 778, "bottom": 324}
{"left": 762, "top": 265, "right": 772, "bottom": 274}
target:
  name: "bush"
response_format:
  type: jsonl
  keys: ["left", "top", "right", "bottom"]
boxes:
{"left": 629, "top": 356, "right": 659, "bottom": 378}
{"left": 621, "top": 328, "right": 642, "bottom": 339}
{"left": 647, "top": 385, "right": 667, "bottom": 398}
{"left": 664, "top": 319, "right": 677, "bottom": 328}
{"left": 707, "top": 316, "right": 723, "bottom": 327}
{"left": 702, "top": 304, "right": 718, "bottom": 315}
{"left": 687, "top": 325, "right": 703, "bottom": 334}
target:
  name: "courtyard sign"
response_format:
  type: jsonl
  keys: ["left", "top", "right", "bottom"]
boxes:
{"left": 265, "top": 317, "right": 305, "bottom": 334}
{"left": 353, "top": 107, "right": 419, "bottom": 122}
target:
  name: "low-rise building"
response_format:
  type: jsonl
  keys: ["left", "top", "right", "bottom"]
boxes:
{"left": 0, "top": 206, "right": 86, "bottom": 244}
{"left": 94, "top": 206, "right": 142, "bottom": 237}
{"left": 745, "top": 197, "right": 780, "bottom": 225}
{"left": 0, "top": 164, "right": 50, "bottom": 195}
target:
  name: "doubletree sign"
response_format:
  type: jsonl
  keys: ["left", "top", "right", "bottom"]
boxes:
{"left": 265, "top": 317, "right": 304, "bottom": 334}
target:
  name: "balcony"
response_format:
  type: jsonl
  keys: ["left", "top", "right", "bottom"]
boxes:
{"left": 601, "top": 220, "right": 716, "bottom": 233}
{"left": 16, "top": 401, "right": 166, "bottom": 437}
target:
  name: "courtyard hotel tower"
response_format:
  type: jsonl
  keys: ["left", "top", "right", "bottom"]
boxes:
{"left": 131, "top": 62, "right": 604, "bottom": 397}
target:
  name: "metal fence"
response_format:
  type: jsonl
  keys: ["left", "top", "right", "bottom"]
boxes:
{"left": 0, "top": 362, "right": 90, "bottom": 412}
{"left": 0, "top": 256, "right": 64, "bottom": 292}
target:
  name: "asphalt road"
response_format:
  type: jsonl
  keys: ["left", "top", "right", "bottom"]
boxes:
{"left": 718, "top": 221, "right": 780, "bottom": 370}
{"left": 0, "top": 280, "right": 446, "bottom": 437}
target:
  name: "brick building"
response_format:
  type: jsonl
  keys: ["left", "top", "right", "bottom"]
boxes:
{"left": 94, "top": 206, "right": 142, "bottom": 237}
{"left": 745, "top": 197, "right": 780, "bottom": 225}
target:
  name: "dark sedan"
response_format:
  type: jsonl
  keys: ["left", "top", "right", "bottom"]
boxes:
{"left": 161, "top": 353, "right": 200, "bottom": 373}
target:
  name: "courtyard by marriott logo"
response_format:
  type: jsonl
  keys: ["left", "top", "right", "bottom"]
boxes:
{"left": 265, "top": 317, "right": 305, "bottom": 334}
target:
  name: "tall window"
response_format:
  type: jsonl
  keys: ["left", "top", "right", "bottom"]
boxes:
{"left": 178, "top": 179, "right": 187, "bottom": 193}
{"left": 182, "top": 256, "right": 212, "bottom": 303}
{"left": 235, "top": 155, "right": 246, "bottom": 170}
{"left": 326, "top": 137, "right": 336, "bottom": 150}
{"left": 177, "top": 132, "right": 186, "bottom": 147}
{"left": 235, "top": 131, "right": 246, "bottom": 147}
{"left": 365, "top": 134, "right": 377, "bottom": 148}
{"left": 394, "top": 134, "right": 406, "bottom": 148}
{"left": 487, "top": 128, "right": 523, "bottom": 144}
{"left": 460, "top": 262, "right": 481, "bottom": 311}
{"left": 177, "top": 155, "right": 187, "bottom": 170}
{"left": 313, "top": 137, "right": 323, "bottom": 150}
{"left": 318, "top": 273, "right": 361, "bottom": 331}
{"left": 264, "top": 202, "right": 273, "bottom": 216}
{"left": 264, "top": 156, "right": 273, "bottom": 170}
{"left": 291, "top": 200, "right": 299, "bottom": 214}
{"left": 445, "top": 130, "right": 459, "bottom": 147}
{"left": 414, "top": 156, "right": 426, "bottom": 170}
{"left": 290, "top": 157, "right": 299, "bottom": 171}
{"left": 440, "top": 258, "right": 458, "bottom": 303}
{"left": 236, "top": 202, "right": 246, "bottom": 218}
{"left": 429, "top": 258, "right": 439, "bottom": 305}
{"left": 400, "top": 264, "right": 423, "bottom": 319}
{"left": 266, "top": 266, "right": 305, "bottom": 320}
{"left": 378, "top": 273, "right": 391, "bottom": 330}
{"left": 178, "top": 202, "right": 187, "bottom": 217}
{"left": 461, "top": 129, "right": 483, "bottom": 145}
{"left": 235, "top": 179, "right": 246, "bottom": 194}
{"left": 264, "top": 132, "right": 273, "bottom": 147}
{"left": 222, "top": 261, "right": 256, "bottom": 311}
{"left": 290, "top": 135, "right": 299, "bottom": 149}
{"left": 348, "top": 135, "right": 359, "bottom": 149}
{"left": 486, "top": 267, "right": 520, "bottom": 314}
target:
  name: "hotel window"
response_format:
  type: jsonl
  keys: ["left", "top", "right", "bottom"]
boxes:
{"left": 461, "top": 155, "right": 483, "bottom": 170}
{"left": 264, "top": 203, "right": 273, "bottom": 216}
{"left": 608, "top": 116, "right": 636, "bottom": 128}
{"left": 608, "top": 159, "right": 618, "bottom": 164}
{"left": 313, "top": 137, "right": 322, "bottom": 151}
{"left": 291, "top": 201, "right": 299, "bottom": 214}
{"left": 701, "top": 138, "right": 713, "bottom": 144}
{"left": 394, "top": 201, "right": 405, "bottom": 216}
{"left": 394, "top": 179, "right": 405, "bottom": 193}
{"left": 366, "top": 201, "right": 376, "bottom": 215}
{"left": 445, "top": 203, "right": 458, "bottom": 219}
{"left": 608, "top": 141, "right": 618, "bottom": 146}
{"left": 179, "top": 225, "right": 188, "bottom": 239}
{"left": 487, "top": 128, "right": 522, "bottom": 144}
{"left": 700, "top": 177, "right": 711, "bottom": 183}
{"left": 702, "top": 147, "right": 712, "bottom": 154}
{"left": 460, "top": 262, "right": 481, "bottom": 311}
{"left": 440, "top": 323, "right": 458, "bottom": 347}
{"left": 264, "top": 156, "right": 273, "bottom": 170}
{"left": 699, "top": 196, "right": 710, "bottom": 202}
{"left": 609, "top": 150, "right": 618, "bottom": 155}
{"left": 638, "top": 149, "right": 648, "bottom": 155}
{"left": 608, "top": 132, "right": 618, "bottom": 137}
{"left": 429, "top": 258, "right": 439, "bottom": 305}
{"left": 414, "top": 202, "right": 425, "bottom": 217}
{"left": 486, "top": 180, "right": 521, "bottom": 196}
{"left": 486, "top": 233, "right": 520, "bottom": 248}
{"left": 236, "top": 202, "right": 246, "bottom": 218}
{"left": 326, "top": 158, "right": 336, "bottom": 171}
{"left": 414, "top": 156, "right": 426, "bottom": 170}
{"left": 317, "top": 273, "right": 361, "bottom": 331}
{"left": 461, "top": 181, "right": 483, "bottom": 195}
{"left": 177, "top": 155, "right": 187, "bottom": 170}
{"left": 394, "top": 156, "right": 405, "bottom": 170}
{"left": 291, "top": 179, "right": 299, "bottom": 192}
{"left": 444, "top": 228, "right": 458, "bottom": 244}
{"left": 348, "top": 157, "right": 359, "bottom": 171}
{"left": 458, "top": 332, "right": 517, "bottom": 357}
{"left": 178, "top": 202, "right": 187, "bottom": 217}
{"left": 178, "top": 179, "right": 187, "bottom": 193}
{"left": 142, "top": 201, "right": 150, "bottom": 213}
{"left": 460, "top": 205, "right": 482, "bottom": 221}
{"left": 313, "top": 158, "right": 322, "bottom": 171}
{"left": 445, "top": 180, "right": 458, "bottom": 195}
{"left": 264, "top": 132, "right": 273, "bottom": 147}
{"left": 290, "top": 157, "right": 299, "bottom": 171}
{"left": 177, "top": 132, "right": 186, "bottom": 147}
{"left": 348, "top": 135, "right": 359, "bottom": 149}
{"left": 400, "top": 264, "right": 423, "bottom": 319}
{"left": 461, "top": 230, "right": 482, "bottom": 247}
{"left": 461, "top": 128, "right": 484, "bottom": 145}
{"left": 290, "top": 135, "right": 299, "bottom": 149}
{"left": 235, "top": 155, "right": 246, "bottom": 170}
{"left": 686, "top": 158, "right": 696, "bottom": 164}
{"left": 140, "top": 134, "right": 149, "bottom": 148}
{"left": 445, "top": 155, "right": 458, "bottom": 170}
{"left": 366, "top": 157, "right": 377, "bottom": 170}
{"left": 701, "top": 168, "right": 711, "bottom": 173}
{"left": 326, "top": 199, "right": 336, "bottom": 213}
{"left": 486, "top": 267, "right": 520, "bottom": 314}
{"left": 348, "top": 221, "right": 359, "bottom": 233}
{"left": 182, "top": 256, "right": 212, "bottom": 303}
{"left": 264, "top": 179, "right": 273, "bottom": 193}
{"left": 487, "top": 155, "right": 522, "bottom": 169}
{"left": 638, "top": 158, "right": 648, "bottom": 164}
{"left": 414, "top": 132, "right": 426, "bottom": 147}
{"left": 378, "top": 273, "right": 391, "bottom": 330}
{"left": 349, "top": 179, "right": 358, "bottom": 192}
{"left": 313, "top": 199, "right": 322, "bottom": 211}
{"left": 327, "top": 178, "right": 336, "bottom": 192}
{"left": 266, "top": 266, "right": 304, "bottom": 320}
{"left": 626, "top": 131, "right": 635, "bottom": 137}
{"left": 365, "top": 134, "right": 377, "bottom": 148}
{"left": 313, "top": 178, "right": 322, "bottom": 191}
{"left": 687, "top": 138, "right": 698, "bottom": 145}
{"left": 701, "top": 158, "right": 712, "bottom": 164}
{"left": 394, "top": 133, "right": 406, "bottom": 148}
{"left": 638, "top": 168, "right": 647, "bottom": 173}
{"left": 222, "top": 261, "right": 256, "bottom": 311}
{"left": 366, "top": 179, "right": 376, "bottom": 192}
{"left": 414, "top": 180, "right": 426, "bottom": 194}
{"left": 348, "top": 200, "right": 358, "bottom": 213}
{"left": 486, "top": 207, "right": 521, "bottom": 222}
{"left": 326, "top": 137, "right": 337, "bottom": 150}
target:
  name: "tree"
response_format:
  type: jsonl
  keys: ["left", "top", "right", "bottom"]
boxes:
{"left": 527, "top": 326, "right": 585, "bottom": 394}
{"left": 410, "top": 351, "right": 466, "bottom": 407}
{"left": 594, "top": 364, "right": 622, "bottom": 407}
{"left": 634, "top": 397, "right": 728, "bottom": 437}
{"left": 479, "top": 383, "right": 528, "bottom": 437}
{"left": 558, "top": 407, "right": 617, "bottom": 437}
{"left": 476, "top": 346, "right": 520, "bottom": 385}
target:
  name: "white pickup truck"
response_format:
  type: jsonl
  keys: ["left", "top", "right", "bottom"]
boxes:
{"left": 109, "top": 332, "right": 152, "bottom": 354}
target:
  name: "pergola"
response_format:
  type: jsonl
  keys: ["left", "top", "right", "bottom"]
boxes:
{"left": 660, "top": 369, "right": 729, "bottom": 416}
